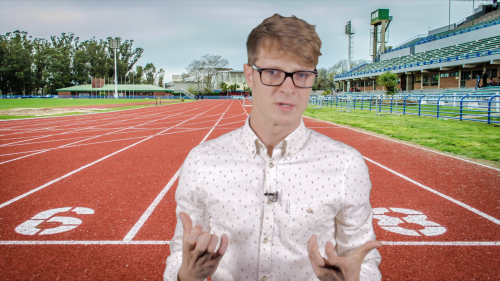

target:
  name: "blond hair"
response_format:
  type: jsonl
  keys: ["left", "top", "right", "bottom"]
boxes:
{"left": 246, "top": 14, "right": 322, "bottom": 67}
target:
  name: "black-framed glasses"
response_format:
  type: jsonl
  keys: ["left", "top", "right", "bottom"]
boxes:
{"left": 251, "top": 64, "right": 318, "bottom": 89}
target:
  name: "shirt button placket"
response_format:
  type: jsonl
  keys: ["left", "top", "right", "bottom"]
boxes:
{"left": 259, "top": 160, "right": 276, "bottom": 279}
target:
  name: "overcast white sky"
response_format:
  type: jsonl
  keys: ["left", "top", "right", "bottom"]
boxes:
{"left": 0, "top": 0, "right": 490, "bottom": 82}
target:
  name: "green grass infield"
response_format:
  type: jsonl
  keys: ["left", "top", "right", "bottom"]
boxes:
{"left": 0, "top": 98, "right": 178, "bottom": 110}
{"left": 0, "top": 99, "right": 195, "bottom": 120}
{"left": 304, "top": 106, "right": 500, "bottom": 167}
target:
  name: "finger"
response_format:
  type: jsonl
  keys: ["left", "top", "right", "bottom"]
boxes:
{"left": 206, "top": 234, "right": 219, "bottom": 254}
{"left": 211, "top": 233, "right": 228, "bottom": 260}
{"left": 307, "top": 235, "right": 325, "bottom": 267}
{"left": 325, "top": 241, "right": 343, "bottom": 267}
{"left": 193, "top": 232, "right": 212, "bottom": 257}
{"left": 187, "top": 224, "right": 203, "bottom": 244}
{"left": 179, "top": 212, "right": 193, "bottom": 239}
{"left": 351, "top": 240, "right": 382, "bottom": 262}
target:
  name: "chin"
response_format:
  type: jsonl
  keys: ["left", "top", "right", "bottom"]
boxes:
{"left": 272, "top": 114, "right": 300, "bottom": 127}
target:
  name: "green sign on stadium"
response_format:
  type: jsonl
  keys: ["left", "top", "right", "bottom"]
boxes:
{"left": 371, "top": 9, "right": 390, "bottom": 25}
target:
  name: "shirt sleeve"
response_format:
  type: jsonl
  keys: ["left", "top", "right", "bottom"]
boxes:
{"left": 164, "top": 147, "right": 210, "bottom": 281}
{"left": 334, "top": 149, "right": 382, "bottom": 281}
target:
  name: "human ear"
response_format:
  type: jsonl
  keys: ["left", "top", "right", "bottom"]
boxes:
{"left": 243, "top": 63, "right": 255, "bottom": 89}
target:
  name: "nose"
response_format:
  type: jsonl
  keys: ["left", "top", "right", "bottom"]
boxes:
{"left": 280, "top": 76, "right": 295, "bottom": 94}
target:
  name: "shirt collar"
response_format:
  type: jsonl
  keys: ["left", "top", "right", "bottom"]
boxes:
{"left": 243, "top": 115, "right": 307, "bottom": 160}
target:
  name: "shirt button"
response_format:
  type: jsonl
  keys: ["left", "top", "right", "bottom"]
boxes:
{"left": 269, "top": 163, "right": 274, "bottom": 168}
{"left": 252, "top": 151, "right": 255, "bottom": 154}
{"left": 306, "top": 208, "right": 313, "bottom": 213}
{"left": 262, "top": 277, "right": 268, "bottom": 281}
{"left": 287, "top": 153, "right": 291, "bottom": 157}
{"left": 263, "top": 238, "right": 269, "bottom": 243}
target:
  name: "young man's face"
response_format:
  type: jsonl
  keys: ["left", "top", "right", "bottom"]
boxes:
{"left": 243, "top": 47, "right": 314, "bottom": 129}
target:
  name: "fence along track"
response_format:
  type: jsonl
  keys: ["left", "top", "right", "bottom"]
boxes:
{"left": 313, "top": 94, "right": 500, "bottom": 124}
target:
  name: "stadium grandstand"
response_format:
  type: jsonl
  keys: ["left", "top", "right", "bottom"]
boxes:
{"left": 335, "top": 2, "right": 500, "bottom": 93}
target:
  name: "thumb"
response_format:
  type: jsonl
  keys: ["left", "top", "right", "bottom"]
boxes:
{"left": 179, "top": 212, "right": 193, "bottom": 238}
{"left": 352, "top": 240, "right": 382, "bottom": 262}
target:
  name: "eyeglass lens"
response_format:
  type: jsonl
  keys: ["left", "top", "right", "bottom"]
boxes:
{"left": 261, "top": 69, "right": 316, "bottom": 88}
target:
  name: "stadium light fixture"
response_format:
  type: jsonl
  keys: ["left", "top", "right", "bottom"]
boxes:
{"left": 111, "top": 39, "right": 119, "bottom": 99}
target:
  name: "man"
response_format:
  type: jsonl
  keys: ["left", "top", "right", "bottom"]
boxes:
{"left": 475, "top": 74, "right": 481, "bottom": 90}
{"left": 165, "top": 14, "right": 382, "bottom": 281}
{"left": 482, "top": 71, "right": 488, "bottom": 88}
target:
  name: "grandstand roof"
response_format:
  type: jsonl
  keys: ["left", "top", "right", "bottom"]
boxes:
{"left": 56, "top": 84, "right": 173, "bottom": 92}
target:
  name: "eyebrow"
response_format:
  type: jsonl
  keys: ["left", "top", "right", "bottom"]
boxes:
{"left": 258, "top": 65, "right": 315, "bottom": 72}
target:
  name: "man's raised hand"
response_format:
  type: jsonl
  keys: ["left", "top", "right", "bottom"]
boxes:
{"left": 307, "top": 235, "right": 381, "bottom": 281}
{"left": 177, "top": 212, "right": 228, "bottom": 281}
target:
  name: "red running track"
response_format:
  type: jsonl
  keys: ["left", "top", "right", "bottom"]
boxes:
{"left": 0, "top": 100, "right": 498, "bottom": 280}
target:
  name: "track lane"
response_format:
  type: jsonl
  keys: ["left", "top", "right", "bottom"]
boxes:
{"left": 303, "top": 117, "right": 500, "bottom": 220}
{"left": 1, "top": 100, "right": 499, "bottom": 281}
{"left": 0, "top": 102, "right": 203, "bottom": 146}
{"left": 0, "top": 101, "right": 225, "bottom": 204}
{"left": 0, "top": 101, "right": 232, "bottom": 241}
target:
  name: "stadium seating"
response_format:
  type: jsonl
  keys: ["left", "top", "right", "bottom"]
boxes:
{"left": 336, "top": 35, "right": 500, "bottom": 78}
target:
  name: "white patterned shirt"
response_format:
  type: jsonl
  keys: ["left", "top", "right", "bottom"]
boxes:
{"left": 164, "top": 117, "right": 381, "bottom": 281}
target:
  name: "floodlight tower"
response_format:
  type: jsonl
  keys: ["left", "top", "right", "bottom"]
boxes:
{"left": 111, "top": 39, "right": 119, "bottom": 99}
{"left": 345, "top": 20, "right": 355, "bottom": 91}
{"left": 370, "top": 9, "right": 392, "bottom": 61}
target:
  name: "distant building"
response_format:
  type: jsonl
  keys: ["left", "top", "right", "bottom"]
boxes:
{"left": 170, "top": 70, "right": 247, "bottom": 92}
{"left": 214, "top": 70, "right": 246, "bottom": 90}
{"left": 56, "top": 78, "right": 173, "bottom": 98}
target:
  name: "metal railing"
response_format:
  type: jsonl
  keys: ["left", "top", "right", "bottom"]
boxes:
{"left": 312, "top": 94, "right": 500, "bottom": 124}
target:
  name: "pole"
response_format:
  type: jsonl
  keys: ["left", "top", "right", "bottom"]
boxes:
{"left": 114, "top": 47, "right": 118, "bottom": 99}
{"left": 449, "top": 0, "right": 451, "bottom": 31}
{"left": 347, "top": 34, "right": 351, "bottom": 91}
{"left": 472, "top": 0, "right": 475, "bottom": 26}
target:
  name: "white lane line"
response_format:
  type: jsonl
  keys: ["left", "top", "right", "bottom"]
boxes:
{"left": 0, "top": 111, "right": 167, "bottom": 146}
{"left": 0, "top": 102, "right": 217, "bottom": 165}
{"left": 0, "top": 240, "right": 170, "bottom": 245}
{"left": 0, "top": 101, "right": 228, "bottom": 210}
{"left": 381, "top": 241, "right": 500, "bottom": 246}
{"left": 1, "top": 240, "right": 498, "bottom": 246}
{"left": 1, "top": 100, "right": 205, "bottom": 140}
{"left": 123, "top": 100, "right": 235, "bottom": 241}
{"left": 304, "top": 116, "right": 500, "bottom": 172}
{"left": 238, "top": 99, "right": 250, "bottom": 117}
{"left": 0, "top": 99, "right": 194, "bottom": 126}
{"left": 0, "top": 101, "right": 203, "bottom": 138}
{"left": 0, "top": 127, "right": 214, "bottom": 157}
{"left": 0, "top": 106, "right": 215, "bottom": 142}
{"left": 0, "top": 106, "right": 157, "bottom": 133}
{"left": 364, "top": 156, "right": 500, "bottom": 225}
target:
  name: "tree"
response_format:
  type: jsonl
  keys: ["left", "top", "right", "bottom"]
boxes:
{"left": 186, "top": 59, "right": 204, "bottom": 91}
{"left": 186, "top": 54, "right": 229, "bottom": 91}
{"left": 377, "top": 71, "right": 398, "bottom": 95}
{"left": 144, "top": 63, "right": 156, "bottom": 85}
{"left": 228, "top": 83, "right": 240, "bottom": 92}
{"left": 243, "top": 82, "right": 251, "bottom": 93}
{"left": 157, "top": 69, "right": 165, "bottom": 87}
{"left": 0, "top": 31, "right": 35, "bottom": 95}
{"left": 32, "top": 38, "right": 53, "bottom": 95}
{"left": 105, "top": 37, "right": 143, "bottom": 81}
{"left": 201, "top": 54, "right": 229, "bottom": 91}
{"left": 48, "top": 32, "right": 79, "bottom": 91}
{"left": 0, "top": 30, "right": 145, "bottom": 95}
{"left": 220, "top": 81, "right": 228, "bottom": 93}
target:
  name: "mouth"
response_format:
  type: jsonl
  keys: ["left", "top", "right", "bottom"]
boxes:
{"left": 276, "top": 102, "right": 295, "bottom": 111}
{"left": 277, "top": 102, "right": 294, "bottom": 108}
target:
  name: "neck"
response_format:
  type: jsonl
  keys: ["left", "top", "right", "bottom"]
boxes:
{"left": 249, "top": 113, "right": 300, "bottom": 157}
